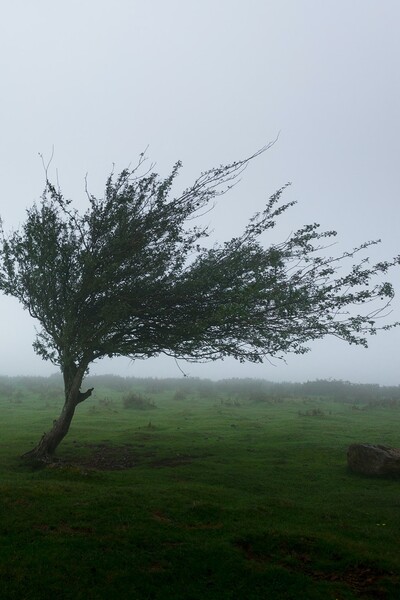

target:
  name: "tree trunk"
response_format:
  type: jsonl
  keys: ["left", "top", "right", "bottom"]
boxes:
{"left": 22, "top": 362, "right": 94, "bottom": 463}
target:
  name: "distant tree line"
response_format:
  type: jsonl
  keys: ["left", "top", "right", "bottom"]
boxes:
{"left": 0, "top": 374, "right": 399, "bottom": 404}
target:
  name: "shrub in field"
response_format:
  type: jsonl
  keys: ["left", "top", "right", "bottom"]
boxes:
{"left": 96, "top": 397, "right": 118, "bottom": 413}
{"left": 173, "top": 390, "right": 188, "bottom": 401}
{"left": 123, "top": 392, "right": 156, "bottom": 410}
{"left": 220, "top": 397, "right": 242, "bottom": 407}
{"left": 98, "top": 396, "right": 115, "bottom": 408}
{"left": 298, "top": 407, "right": 326, "bottom": 417}
{"left": 248, "top": 390, "right": 273, "bottom": 404}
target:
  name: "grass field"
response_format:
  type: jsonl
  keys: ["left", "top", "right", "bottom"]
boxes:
{"left": 1, "top": 376, "right": 400, "bottom": 599}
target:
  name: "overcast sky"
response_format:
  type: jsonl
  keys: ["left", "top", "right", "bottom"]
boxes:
{"left": 0, "top": 0, "right": 399, "bottom": 384}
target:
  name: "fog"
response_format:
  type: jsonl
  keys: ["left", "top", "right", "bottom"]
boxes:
{"left": 0, "top": 1, "right": 399, "bottom": 384}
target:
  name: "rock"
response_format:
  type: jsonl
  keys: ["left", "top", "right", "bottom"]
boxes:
{"left": 347, "top": 443, "right": 400, "bottom": 476}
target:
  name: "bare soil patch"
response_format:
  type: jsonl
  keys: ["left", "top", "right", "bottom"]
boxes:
{"left": 44, "top": 442, "right": 152, "bottom": 471}
{"left": 47, "top": 443, "right": 203, "bottom": 471}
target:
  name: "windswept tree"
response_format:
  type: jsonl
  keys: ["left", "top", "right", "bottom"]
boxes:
{"left": 0, "top": 147, "right": 399, "bottom": 461}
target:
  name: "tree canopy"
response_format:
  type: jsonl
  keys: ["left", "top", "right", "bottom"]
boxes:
{"left": 0, "top": 147, "right": 399, "bottom": 459}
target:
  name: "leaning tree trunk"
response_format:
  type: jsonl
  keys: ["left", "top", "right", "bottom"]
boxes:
{"left": 22, "top": 362, "right": 94, "bottom": 462}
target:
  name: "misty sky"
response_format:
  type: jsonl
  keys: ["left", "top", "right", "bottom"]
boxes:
{"left": 0, "top": 1, "right": 399, "bottom": 384}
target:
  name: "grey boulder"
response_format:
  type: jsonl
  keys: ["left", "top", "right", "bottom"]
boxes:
{"left": 347, "top": 443, "right": 400, "bottom": 476}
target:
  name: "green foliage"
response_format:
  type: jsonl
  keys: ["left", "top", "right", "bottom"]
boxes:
{"left": 122, "top": 391, "right": 156, "bottom": 410}
{"left": 0, "top": 148, "right": 399, "bottom": 376}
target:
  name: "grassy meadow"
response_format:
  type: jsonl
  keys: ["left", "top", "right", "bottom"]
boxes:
{"left": 1, "top": 375, "right": 400, "bottom": 599}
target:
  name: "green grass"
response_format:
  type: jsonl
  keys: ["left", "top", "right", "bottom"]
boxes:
{"left": 1, "top": 381, "right": 400, "bottom": 599}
